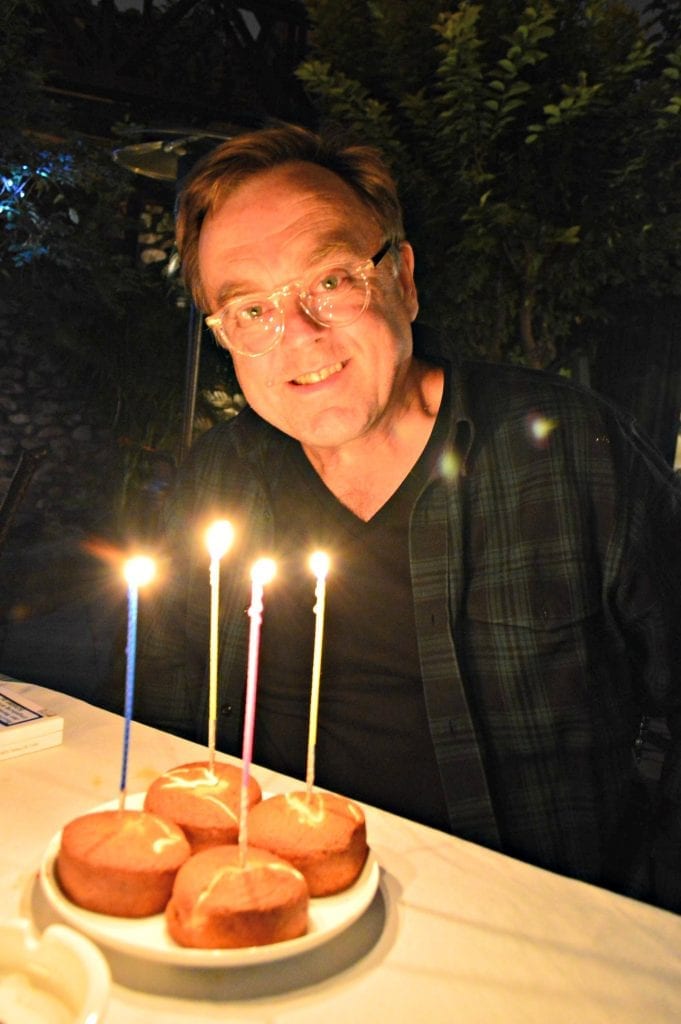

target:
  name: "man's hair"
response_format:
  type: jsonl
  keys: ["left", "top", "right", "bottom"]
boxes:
{"left": 175, "top": 122, "right": 406, "bottom": 312}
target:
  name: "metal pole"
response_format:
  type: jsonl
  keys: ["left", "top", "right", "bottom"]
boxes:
{"left": 179, "top": 303, "right": 202, "bottom": 463}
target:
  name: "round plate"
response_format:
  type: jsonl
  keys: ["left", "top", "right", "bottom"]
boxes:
{"left": 38, "top": 793, "right": 380, "bottom": 967}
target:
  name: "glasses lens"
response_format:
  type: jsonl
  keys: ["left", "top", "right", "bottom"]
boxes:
{"left": 223, "top": 300, "right": 283, "bottom": 355}
{"left": 215, "top": 260, "right": 373, "bottom": 355}
{"left": 305, "top": 266, "right": 370, "bottom": 326}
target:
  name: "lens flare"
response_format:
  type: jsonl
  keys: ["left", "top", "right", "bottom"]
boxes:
{"left": 526, "top": 413, "right": 558, "bottom": 447}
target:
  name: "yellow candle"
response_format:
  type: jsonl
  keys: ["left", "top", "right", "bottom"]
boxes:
{"left": 306, "top": 551, "right": 330, "bottom": 792}
{"left": 205, "top": 520, "right": 235, "bottom": 773}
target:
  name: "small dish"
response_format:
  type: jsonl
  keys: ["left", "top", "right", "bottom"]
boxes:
{"left": 0, "top": 918, "right": 110, "bottom": 1023}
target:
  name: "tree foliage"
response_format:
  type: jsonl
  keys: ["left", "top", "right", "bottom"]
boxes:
{"left": 0, "top": 0, "right": 240, "bottom": 508}
{"left": 298, "top": 1, "right": 681, "bottom": 368}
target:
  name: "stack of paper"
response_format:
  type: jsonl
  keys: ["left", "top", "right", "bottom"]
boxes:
{"left": 0, "top": 686, "right": 64, "bottom": 761}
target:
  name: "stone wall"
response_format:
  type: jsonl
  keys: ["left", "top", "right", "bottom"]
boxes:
{"left": 0, "top": 317, "right": 131, "bottom": 694}
{"left": 0, "top": 327, "right": 120, "bottom": 549}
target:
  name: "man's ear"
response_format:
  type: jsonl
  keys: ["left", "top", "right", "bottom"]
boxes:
{"left": 396, "top": 241, "right": 419, "bottom": 322}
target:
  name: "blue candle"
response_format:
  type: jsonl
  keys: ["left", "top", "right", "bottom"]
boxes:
{"left": 119, "top": 555, "right": 155, "bottom": 809}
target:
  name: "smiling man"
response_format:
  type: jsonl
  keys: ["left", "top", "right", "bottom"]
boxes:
{"left": 188, "top": 153, "right": 439, "bottom": 520}
{"left": 136, "top": 122, "right": 681, "bottom": 912}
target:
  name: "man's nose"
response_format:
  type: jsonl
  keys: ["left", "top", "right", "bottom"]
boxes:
{"left": 279, "top": 288, "right": 324, "bottom": 341}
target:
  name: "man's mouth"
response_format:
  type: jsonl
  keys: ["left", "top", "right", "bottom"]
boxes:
{"left": 291, "top": 361, "right": 344, "bottom": 386}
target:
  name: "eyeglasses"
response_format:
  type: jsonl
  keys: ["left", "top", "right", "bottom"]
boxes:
{"left": 205, "top": 241, "right": 394, "bottom": 357}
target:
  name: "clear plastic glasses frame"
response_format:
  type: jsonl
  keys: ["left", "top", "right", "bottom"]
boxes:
{"left": 205, "top": 241, "right": 393, "bottom": 357}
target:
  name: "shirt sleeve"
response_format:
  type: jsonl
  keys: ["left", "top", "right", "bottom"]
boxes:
{"left": 611, "top": 416, "right": 681, "bottom": 909}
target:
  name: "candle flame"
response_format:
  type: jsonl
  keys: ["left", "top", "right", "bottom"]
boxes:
{"left": 251, "top": 557, "right": 276, "bottom": 586}
{"left": 206, "top": 519, "right": 235, "bottom": 560}
{"left": 309, "top": 550, "right": 330, "bottom": 579}
{"left": 123, "top": 555, "right": 156, "bottom": 588}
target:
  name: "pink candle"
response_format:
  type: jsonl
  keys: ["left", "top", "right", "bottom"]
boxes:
{"left": 239, "top": 557, "right": 276, "bottom": 862}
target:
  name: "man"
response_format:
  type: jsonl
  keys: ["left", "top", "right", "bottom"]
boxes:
{"left": 138, "top": 122, "right": 681, "bottom": 911}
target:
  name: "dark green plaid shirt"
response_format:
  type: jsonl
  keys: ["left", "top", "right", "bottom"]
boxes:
{"left": 138, "top": 360, "right": 681, "bottom": 910}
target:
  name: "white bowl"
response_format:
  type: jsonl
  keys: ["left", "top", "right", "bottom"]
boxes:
{"left": 0, "top": 918, "right": 110, "bottom": 1023}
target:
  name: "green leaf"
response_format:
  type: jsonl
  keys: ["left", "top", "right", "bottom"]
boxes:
{"left": 506, "top": 81, "right": 531, "bottom": 97}
{"left": 500, "top": 98, "right": 526, "bottom": 114}
{"left": 553, "top": 225, "right": 581, "bottom": 245}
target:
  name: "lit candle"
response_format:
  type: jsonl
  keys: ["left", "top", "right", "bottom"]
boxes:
{"left": 119, "top": 554, "right": 155, "bottom": 809}
{"left": 306, "top": 551, "right": 330, "bottom": 792}
{"left": 239, "top": 557, "right": 276, "bottom": 863}
{"left": 205, "top": 520, "right": 235, "bottom": 773}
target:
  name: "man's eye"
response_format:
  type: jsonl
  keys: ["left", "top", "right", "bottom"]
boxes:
{"left": 236, "top": 301, "right": 265, "bottom": 322}
{"left": 314, "top": 268, "right": 351, "bottom": 293}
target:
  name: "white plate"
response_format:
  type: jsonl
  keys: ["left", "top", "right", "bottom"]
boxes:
{"left": 38, "top": 793, "right": 380, "bottom": 968}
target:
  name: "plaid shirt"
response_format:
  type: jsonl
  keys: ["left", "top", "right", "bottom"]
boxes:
{"left": 138, "top": 359, "right": 681, "bottom": 909}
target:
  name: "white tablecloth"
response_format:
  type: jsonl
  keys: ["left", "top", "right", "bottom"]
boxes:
{"left": 2, "top": 680, "right": 680, "bottom": 1023}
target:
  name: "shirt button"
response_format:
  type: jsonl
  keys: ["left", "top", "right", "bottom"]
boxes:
{"left": 220, "top": 703, "right": 233, "bottom": 717}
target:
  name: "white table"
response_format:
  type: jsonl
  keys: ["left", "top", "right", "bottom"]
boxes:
{"left": 2, "top": 679, "right": 680, "bottom": 1024}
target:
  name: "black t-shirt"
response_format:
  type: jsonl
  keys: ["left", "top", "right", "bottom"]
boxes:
{"left": 255, "top": 394, "right": 451, "bottom": 831}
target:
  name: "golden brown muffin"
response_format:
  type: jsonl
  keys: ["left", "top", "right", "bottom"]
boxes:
{"left": 166, "top": 844, "right": 309, "bottom": 948}
{"left": 57, "top": 808, "right": 191, "bottom": 917}
{"left": 247, "top": 790, "right": 368, "bottom": 896}
{"left": 144, "top": 760, "right": 262, "bottom": 852}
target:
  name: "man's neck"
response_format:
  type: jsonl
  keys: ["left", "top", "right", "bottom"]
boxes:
{"left": 301, "top": 362, "right": 444, "bottom": 521}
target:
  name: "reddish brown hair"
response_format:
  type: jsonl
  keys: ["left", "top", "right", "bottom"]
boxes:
{"left": 175, "top": 122, "right": 405, "bottom": 311}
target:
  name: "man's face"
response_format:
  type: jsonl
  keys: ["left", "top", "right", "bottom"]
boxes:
{"left": 198, "top": 162, "right": 418, "bottom": 454}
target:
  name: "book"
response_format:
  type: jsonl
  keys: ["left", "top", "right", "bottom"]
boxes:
{"left": 0, "top": 686, "right": 64, "bottom": 761}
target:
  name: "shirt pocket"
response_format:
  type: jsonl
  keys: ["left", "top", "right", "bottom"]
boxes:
{"left": 464, "top": 556, "right": 602, "bottom": 632}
